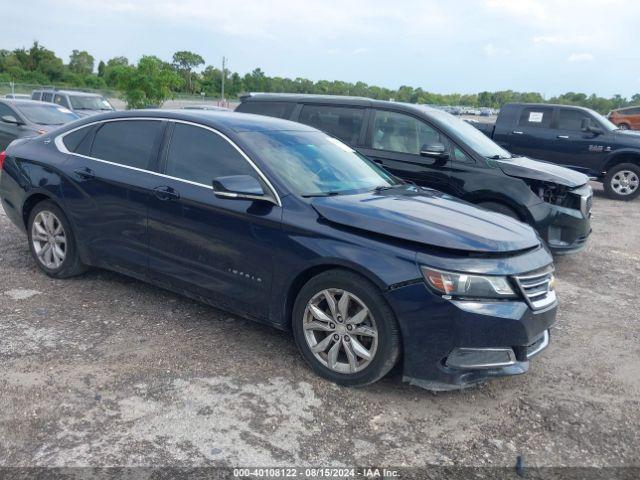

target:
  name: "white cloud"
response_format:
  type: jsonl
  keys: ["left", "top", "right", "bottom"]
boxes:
{"left": 568, "top": 53, "right": 595, "bottom": 62}
{"left": 483, "top": 43, "right": 509, "bottom": 57}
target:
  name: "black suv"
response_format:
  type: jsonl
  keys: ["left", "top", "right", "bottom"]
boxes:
{"left": 237, "top": 94, "right": 592, "bottom": 255}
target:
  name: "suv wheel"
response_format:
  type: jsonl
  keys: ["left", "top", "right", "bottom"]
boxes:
{"left": 604, "top": 163, "right": 640, "bottom": 201}
{"left": 292, "top": 270, "right": 400, "bottom": 386}
{"left": 27, "top": 200, "right": 87, "bottom": 278}
{"left": 617, "top": 123, "right": 630, "bottom": 130}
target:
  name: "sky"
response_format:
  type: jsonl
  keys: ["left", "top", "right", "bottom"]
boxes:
{"left": 4, "top": 0, "right": 640, "bottom": 97}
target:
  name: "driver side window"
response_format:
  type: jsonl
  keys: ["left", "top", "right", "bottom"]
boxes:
{"left": 165, "top": 123, "right": 258, "bottom": 185}
{"left": 372, "top": 110, "right": 447, "bottom": 155}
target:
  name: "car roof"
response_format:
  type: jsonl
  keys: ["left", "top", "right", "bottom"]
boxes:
{"left": 613, "top": 105, "right": 639, "bottom": 112}
{"left": 503, "top": 102, "right": 595, "bottom": 113}
{"left": 64, "top": 109, "right": 317, "bottom": 134}
{"left": 1, "top": 99, "right": 69, "bottom": 107}
{"left": 34, "top": 89, "right": 104, "bottom": 97}
{"left": 241, "top": 93, "right": 441, "bottom": 115}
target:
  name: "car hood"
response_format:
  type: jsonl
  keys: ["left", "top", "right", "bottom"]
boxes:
{"left": 311, "top": 187, "right": 540, "bottom": 253}
{"left": 615, "top": 129, "right": 640, "bottom": 143}
{"left": 496, "top": 157, "right": 588, "bottom": 187}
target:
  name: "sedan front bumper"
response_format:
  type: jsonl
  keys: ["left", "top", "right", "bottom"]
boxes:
{"left": 384, "top": 281, "right": 557, "bottom": 391}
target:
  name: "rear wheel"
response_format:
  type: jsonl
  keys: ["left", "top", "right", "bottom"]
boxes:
{"left": 292, "top": 270, "right": 400, "bottom": 386}
{"left": 617, "top": 123, "right": 630, "bottom": 130}
{"left": 27, "top": 200, "right": 87, "bottom": 278}
{"left": 604, "top": 163, "right": 640, "bottom": 201}
{"left": 477, "top": 201, "right": 521, "bottom": 221}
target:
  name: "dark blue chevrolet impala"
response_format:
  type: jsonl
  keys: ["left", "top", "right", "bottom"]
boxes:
{"left": 0, "top": 110, "right": 557, "bottom": 390}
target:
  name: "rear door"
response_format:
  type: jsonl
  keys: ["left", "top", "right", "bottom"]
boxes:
{"left": 147, "top": 122, "right": 281, "bottom": 320}
{"left": 358, "top": 109, "right": 451, "bottom": 192}
{"left": 60, "top": 119, "right": 165, "bottom": 276}
{"left": 505, "top": 106, "right": 556, "bottom": 160}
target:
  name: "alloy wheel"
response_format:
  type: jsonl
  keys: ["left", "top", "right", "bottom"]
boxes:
{"left": 611, "top": 170, "right": 639, "bottom": 196}
{"left": 303, "top": 288, "right": 378, "bottom": 374}
{"left": 32, "top": 211, "right": 67, "bottom": 269}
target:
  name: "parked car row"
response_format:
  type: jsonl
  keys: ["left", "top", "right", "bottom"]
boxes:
{"left": 0, "top": 98, "right": 79, "bottom": 150}
{"left": 0, "top": 107, "right": 558, "bottom": 391}
{"left": 236, "top": 94, "right": 592, "bottom": 254}
{"left": 474, "top": 103, "right": 640, "bottom": 200}
{"left": 31, "top": 89, "right": 115, "bottom": 117}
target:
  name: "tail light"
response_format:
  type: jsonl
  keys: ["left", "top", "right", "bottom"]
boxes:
{"left": 0, "top": 151, "right": 6, "bottom": 170}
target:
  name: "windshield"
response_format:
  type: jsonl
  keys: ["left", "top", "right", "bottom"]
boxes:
{"left": 426, "top": 108, "right": 513, "bottom": 159}
{"left": 14, "top": 103, "right": 79, "bottom": 126}
{"left": 69, "top": 95, "right": 114, "bottom": 111}
{"left": 240, "top": 130, "right": 398, "bottom": 196}
{"left": 590, "top": 109, "right": 619, "bottom": 131}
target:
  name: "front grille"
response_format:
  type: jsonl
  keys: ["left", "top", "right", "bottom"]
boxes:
{"left": 514, "top": 268, "right": 556, "bottom": 310}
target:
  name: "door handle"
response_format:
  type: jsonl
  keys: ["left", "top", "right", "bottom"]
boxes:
{"left": 73, "top": 167, "right": 95, "bottom": 179}
{"left": 557, "top": 135, "right": 570, "bottom": 139}
{"left": 153, "top": 185, "right": 180, "bottom": 201}
{"left": 512, "top": 131, "right": 524, "bottom": 135}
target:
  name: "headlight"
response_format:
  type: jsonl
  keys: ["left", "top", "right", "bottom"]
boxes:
{"left": 421, "top": 267, "right": 518, "bottom": 299}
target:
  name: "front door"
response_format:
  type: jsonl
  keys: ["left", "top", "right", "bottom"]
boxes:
{"left": 544, "top": 107, "right": 611, "bottom": 175}
{"left": 147, "top": 122, "right": 281, "bottom": 320}
{"left": 358, "top": 109, "right": 451, "bottom": 193}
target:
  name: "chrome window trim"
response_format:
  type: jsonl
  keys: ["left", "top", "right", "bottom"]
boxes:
{"left": 54, "top": 117, "right": 282, "bottom": 207}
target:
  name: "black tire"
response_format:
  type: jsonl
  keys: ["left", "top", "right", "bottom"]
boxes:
{"left": 292, "top": 269, "right": 401, "bottom": 387}
{"left": 603, "top": 163, "right": 640, "bottom": 201}
{"left": 477, "top": 201, "right": 521, "bottom": 221}
{"left": 617, "top": 123, "right": 630, "bottom": 130}
{"left": 27, "top": 200, "right": 87, "bottom": 278}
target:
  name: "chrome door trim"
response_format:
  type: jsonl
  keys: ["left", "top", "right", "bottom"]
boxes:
{"left": 54, "top": 116, "right": 282, "bottom": 207}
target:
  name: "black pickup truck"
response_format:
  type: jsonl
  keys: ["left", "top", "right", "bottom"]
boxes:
{"left": 476, "top": 103, "right": 640, "bottom": 200}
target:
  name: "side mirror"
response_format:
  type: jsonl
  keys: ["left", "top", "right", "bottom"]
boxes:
{"left": 581, "top": 118, "right": 603, "bottom": 135}
{"left": 212, "top": 175, "right": 270, "bottom": 202}
{"left": 420, "top": 143, "right": 449, "bottom": 160}
{"left": 1, "top": 115, "right": 22, "bottom": 125}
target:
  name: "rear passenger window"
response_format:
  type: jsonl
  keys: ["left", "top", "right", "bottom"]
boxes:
{"left": 298, "top": 105, "right": 364, "bottom": 146}
{"left": 91, "top": 120, "right": 162, "bottom": 169}
{"left": 165, "top": 123, "right": 257, "bottom": 185}
{"left": 236, "top": 101, "right": 295, "bottom": 119}
{"left": 63, "top": 127, "right": 93, "bottom": 153}
{"left": 42, "top": 92, "right": 53, "bottom": 102}
{"left": 518, "top": 107, "right": 553, "bottom": 128}
{"left": 557, "top": 109, "right": 591, "bottom": 131}
{"left": 31, "top": 92, "right": 41, "bottom": 101}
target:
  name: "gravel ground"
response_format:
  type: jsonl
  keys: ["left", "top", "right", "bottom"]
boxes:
{"left": 0, "top": 183, "right": 639, "bottom": 473}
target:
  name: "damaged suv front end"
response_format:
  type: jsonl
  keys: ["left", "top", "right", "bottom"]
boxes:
{"left": 497, "top": 157, "right": 593, "bottom": 254}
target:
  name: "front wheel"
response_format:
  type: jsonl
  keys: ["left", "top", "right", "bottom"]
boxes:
{"left": 292, "top": 270, "right": 401, "bottom": 387}
{"left": 617, "top": 123, "right": 630, "bottom": 130}
{"left": 604, "top": 163, "right": 640, "bottom": 201}
{"left": 27, "top": 200, "right": 87, "bottom": 278}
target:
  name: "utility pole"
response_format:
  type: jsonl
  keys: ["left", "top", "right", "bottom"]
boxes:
{"left": 221, "top": 56, "right": 226, "bottom": 104}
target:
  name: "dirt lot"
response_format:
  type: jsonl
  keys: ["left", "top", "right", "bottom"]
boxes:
{"left": 0, "top": 183, "right": 639, "bottom": 473}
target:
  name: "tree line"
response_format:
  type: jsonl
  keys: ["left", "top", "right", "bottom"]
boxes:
{"left": 1, "top": 41, "right": 638, "bottom": 112}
